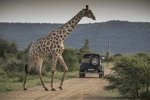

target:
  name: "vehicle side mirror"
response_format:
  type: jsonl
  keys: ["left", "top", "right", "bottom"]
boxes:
{"left": 101, "top": 56, "right": 105, "bottom": 60}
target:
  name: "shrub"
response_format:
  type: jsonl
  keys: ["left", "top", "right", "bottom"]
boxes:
{"left": 62, "top": 48, "right": 79, "bottom": 71}
{"left": 105, "top": 53, "right": 150, "bottom": 98}
{"left": 140, "top": 91, "right": 150, "bottom": 100}
{"left": 2, "top": 54, "right": 22, "bottom": 74}
{"left": 0, "top": 39, "right": 18, "bottom": 58}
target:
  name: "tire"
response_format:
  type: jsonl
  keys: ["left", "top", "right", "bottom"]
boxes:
{"left": 79, "top": 73, "right": 83, "bottom": 78}
{"left": 99, "top": 71, "right": 104, "bottom": 78}
{"left": 83, "top": 73, "right": 85, "bottom": 77}
{"left": 99, "top": 74, "right": 102, "bottom": 78}
{"left": 79, "top": 73, "right": 85, "bottom": 78}
{"left": 90, "top": 57, "right": 100, "bottom": 66}
{"left": 79, "top": 66, "right": 85, "bottom": 78}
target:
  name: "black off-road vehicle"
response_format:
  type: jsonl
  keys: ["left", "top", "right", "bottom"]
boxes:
{"left": 79, "top": 53, "right": 104, "bottom": 78}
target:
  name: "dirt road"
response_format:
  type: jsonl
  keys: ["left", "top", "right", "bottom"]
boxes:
{"left": 0, "top": 64, "right": 121, "bottom": 100}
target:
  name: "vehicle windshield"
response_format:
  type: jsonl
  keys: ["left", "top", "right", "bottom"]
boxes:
{"left": 83, "top": 54, "right": 100, "bottom": 59}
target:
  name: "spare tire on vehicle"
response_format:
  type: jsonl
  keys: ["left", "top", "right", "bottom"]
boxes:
{"left": 90, "top": 57, "right": 100, "bottom": 66}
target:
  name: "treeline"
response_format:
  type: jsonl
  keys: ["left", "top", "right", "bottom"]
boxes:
{"left": 0, "top": 39, "right": 91, "bottom": 79}
{"left": 0, "top": 39, "right": 23, "bottom": 78}
{"left": 105, "top": 53, "right": 150, "bottom": 100}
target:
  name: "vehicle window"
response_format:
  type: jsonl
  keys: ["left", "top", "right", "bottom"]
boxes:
{"left": 83, "top": 55, "right": 90, "bottom": 58}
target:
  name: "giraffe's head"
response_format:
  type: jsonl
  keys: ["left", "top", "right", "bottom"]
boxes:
{"left": 82, "top": 5, "right": 96, "bottom": 20}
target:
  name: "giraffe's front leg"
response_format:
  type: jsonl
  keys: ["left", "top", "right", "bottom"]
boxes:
{"left": 51, "top": 53, "right": 59, "bottom": 91}
{"left": 58, "top": 56, "right": 68, "bottom": 90}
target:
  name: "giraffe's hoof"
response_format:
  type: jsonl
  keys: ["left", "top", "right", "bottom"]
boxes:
{"left": 24, "top": 88, "right": 27, "bottom": 90}
{"left": 51, "top": 88, "right": 56, "bottom": 91}
{"left": 59, "top": 86, "right": 63, "bottom": 90}
{"left": 44, "top": 88, "right": 49, "bottom": 91}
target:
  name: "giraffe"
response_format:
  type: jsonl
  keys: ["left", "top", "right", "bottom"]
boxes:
{"left": 23, "top": 5, "right": 95, "bottom": 91}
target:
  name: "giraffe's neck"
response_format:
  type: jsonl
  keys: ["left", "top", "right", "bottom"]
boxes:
{"left": 59, "top": 10, "right": 84, "bottom": 39}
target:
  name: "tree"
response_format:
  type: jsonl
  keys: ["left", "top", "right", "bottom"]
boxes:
{"left": 0, "top": 39, "right": 9, "bottom": 58}
{"left": 78, "top": 39, "right": 91, "bottom": 62}
{"left": 80, "top": 39, "right": 90, "bottom": 52}
{"left": 7, "top": 43, "right": 18, "bottom": 54}
{"left": 105, "top": 42, "right": 112, "bottom": 61}
{"left": 0, "top": 39, "right": 18, "bottom": 58}
{"left": 62, "top": 48, "right": 79, "bottom": 71}
{"left": 105, "top": 54, "right": 150, "bottom": 99}
{"left": 135, "top": 53, "right": 150, "bottom": 93}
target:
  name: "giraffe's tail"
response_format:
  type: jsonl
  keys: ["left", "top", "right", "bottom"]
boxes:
{"left": 25, "top": 64, "right": 28, "bottom": 74}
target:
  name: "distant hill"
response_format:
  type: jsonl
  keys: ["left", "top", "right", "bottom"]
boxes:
{"left": 0, "top": 21, "right": 150, "bottom": 54}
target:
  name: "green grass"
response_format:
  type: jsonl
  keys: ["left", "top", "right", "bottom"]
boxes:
{"left": 0, "top": 71, "right": 79, "bottom": 93}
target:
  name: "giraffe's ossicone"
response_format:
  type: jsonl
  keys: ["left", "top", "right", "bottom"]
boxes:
{"left": 23, "top": 5, "right": 96, "bottom": 91}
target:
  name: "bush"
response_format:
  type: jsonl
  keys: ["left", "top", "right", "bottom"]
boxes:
{"left": 0, "top": 39, "right": 18, "bottom": 58}
{"left": 0, "top": 39, "right": 82, "bottom": 93}
{"left": 140, "top": 91, "right": 150, "bottom": 100}
{"left": 2, "top": 54, "right": 22, "bottom": 74}
{"left": 105, "top": 53, "right": 150, "bottom": 98}
{"left": 62, "top": 48, "right": 79, "bottom": 71}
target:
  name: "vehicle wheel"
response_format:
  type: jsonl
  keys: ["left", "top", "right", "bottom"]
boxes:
{"left": 99, "top": 74, "right": 102, "bottom": 78}
{"left": 99, "top": 71, "right": 104, "bottom": 78}
{"left": 102, "top": 71, "right": 104, "bottom": 77}
{"left": 79, "top": 73, "right": 85, "bottom": 78}
{"left": 83, "top": 73, "right": 85, "bottom": 77}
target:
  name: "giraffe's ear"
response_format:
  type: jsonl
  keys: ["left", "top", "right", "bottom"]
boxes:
{"left": 86, "top": 5, "right": 89, "bottom": 10}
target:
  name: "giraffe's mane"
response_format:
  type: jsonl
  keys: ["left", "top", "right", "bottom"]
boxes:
{"left": 58, "top": 10, "right": 83, "bottom": 29}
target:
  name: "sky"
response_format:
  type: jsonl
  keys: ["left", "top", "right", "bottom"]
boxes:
{"left": 0, "top": 0, "right": 150, "bottom": 23}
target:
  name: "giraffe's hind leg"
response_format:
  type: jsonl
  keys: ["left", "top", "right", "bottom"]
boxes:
{"left": 37, "top": 58, "right": 48, "bottom": 91}
{"left": 23, "top": 64, "right": 28, "bottom": 90}
{"left": 38, "top": 71, "right": 48, "bottom": 91}
{"left": 51, "top": 53, "right": 59, "bottom": 91}
{"left": 58, "top": 56, "right": 68, "bottom": 90}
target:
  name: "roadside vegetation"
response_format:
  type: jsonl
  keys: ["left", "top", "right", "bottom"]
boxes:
{"left": 105, "top": 53, "right": 150, "bottom": 100}
{"left": 0, "top": 39, "right": 90, "bottom": 93}
{"left": 1, "top": 39, "right": 150, "bottom": 100}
